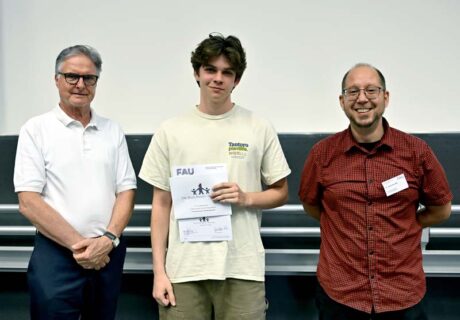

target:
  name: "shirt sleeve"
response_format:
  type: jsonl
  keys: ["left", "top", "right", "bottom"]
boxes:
{"left": 14, "top": 122, "right": 46, "bottom": 193}
{"left": 138, "top": 127, "right": 171, "bottom": 191}
{"left": 419, "top": 145, "right": 453, "bottom": 206}
{"left": 298, "top": 144, "right": 322, "bottom": 205}
{"left": 115, "top": 128, "right": 137, "bottom": 193}
{"left": 260, "top": 122, "right": 291, "bottom": 186}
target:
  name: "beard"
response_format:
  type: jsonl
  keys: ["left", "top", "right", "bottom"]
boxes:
{"left": 346, "top": 106, "right": 384, "bottom": 130}
{"left": 350, "top": 114, "right": 379, "bottom": 128}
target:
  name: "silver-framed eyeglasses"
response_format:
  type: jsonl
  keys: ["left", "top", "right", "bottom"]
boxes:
{"left": 58, "top": 72, "right": 99, "bottom": 86}
{"left": 342, "top": 86, "right": 383, "bottom": 101}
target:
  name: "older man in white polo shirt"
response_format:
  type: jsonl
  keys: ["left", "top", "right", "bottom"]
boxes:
{"left": 13, "top": 45, "right": 136, "bottom": 320}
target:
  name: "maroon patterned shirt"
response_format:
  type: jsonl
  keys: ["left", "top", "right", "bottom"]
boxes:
{"left": 298, "top": 119, "right": 452, "bottom": 313}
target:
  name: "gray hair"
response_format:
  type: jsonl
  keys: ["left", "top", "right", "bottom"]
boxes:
{"left": 341, "top": 63, "right": 386, "bottom": 91}
{"left": 55, "top": 45, "right": 102, "bottom": 75}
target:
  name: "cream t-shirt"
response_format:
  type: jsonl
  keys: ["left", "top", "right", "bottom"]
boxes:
{"left": 139, "top": 105, "right": 290, "bottom": 282}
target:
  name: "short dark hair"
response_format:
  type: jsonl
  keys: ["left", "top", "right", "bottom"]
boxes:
{"left": 191, "top": 33, "right": 247, "bottom": 82}
{"left": 341, "top": 63, "right": 386, "bottom": 91}
{"left": 55, "top": 45, "right": 102, "bottom": 75}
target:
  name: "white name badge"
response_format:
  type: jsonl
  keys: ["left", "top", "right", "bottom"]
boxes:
{"left": 381, "top": 173, "right": 409, "bottom": 197}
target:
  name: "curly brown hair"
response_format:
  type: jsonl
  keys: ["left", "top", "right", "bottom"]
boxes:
{"left": 191, "top": 33, "right": 247, "bottom": 82}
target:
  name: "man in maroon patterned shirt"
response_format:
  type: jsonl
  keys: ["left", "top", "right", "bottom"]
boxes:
{"left": 298, "top": 63, "right": 452, "bottom": 320}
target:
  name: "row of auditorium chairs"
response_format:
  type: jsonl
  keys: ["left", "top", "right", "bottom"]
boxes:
{"left": 0, "top": 134, "right": 459, "bottom": 275}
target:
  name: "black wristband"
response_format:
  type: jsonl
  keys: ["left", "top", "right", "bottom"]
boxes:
{"left": 103, "top": 231, "right": 120, "bottom": 248}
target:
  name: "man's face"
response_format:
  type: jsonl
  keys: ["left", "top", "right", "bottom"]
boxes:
{"left": 194, "top": 55, "right": 239, "bottom": 105}
{"left": 55, "top": 55, "right": 98, "bottom": 111}
{"left": 339, "top": 66, "right": 389, "bottom": 131}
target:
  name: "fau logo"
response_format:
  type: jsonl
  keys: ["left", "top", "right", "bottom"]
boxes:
{"left": 176, "top": 168, "right": 194, "bottom": 176}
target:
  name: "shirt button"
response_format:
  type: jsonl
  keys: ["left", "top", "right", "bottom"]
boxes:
{"left": 368, "top": 179, "right": 374, "bottom": 184}
{"left": 369, "top": 251, "right": 374, "bottom": 255}
{"left": 368, "top": 226, "right": 373, "bottom": 231}
{"left": 370, "top": 275, "right": 375, "bottom": 279}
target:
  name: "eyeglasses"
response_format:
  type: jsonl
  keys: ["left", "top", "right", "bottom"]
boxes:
{"left": 342, "top": 86, "right": 383, "bottom": 101}
{"left": 58, "top": 72, "right": 99, "bottom": 86}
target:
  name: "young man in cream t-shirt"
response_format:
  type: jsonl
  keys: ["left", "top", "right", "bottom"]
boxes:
{"left": 140, "top": 34, "right": 290, "bottom": 320}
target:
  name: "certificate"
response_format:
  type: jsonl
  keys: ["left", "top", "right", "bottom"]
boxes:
{"left": 178, "top": 215, "right": 232, "bottom": 242}
{"left": 170, "top": 164, "right": 232, "bottom": 220}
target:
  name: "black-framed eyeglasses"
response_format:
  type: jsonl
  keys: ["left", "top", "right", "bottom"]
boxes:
{"left": 58, "top": 72, "right": 99, "bottom": 86}
{"left": 342, "top": 86, "right": 383, "bottom": 101}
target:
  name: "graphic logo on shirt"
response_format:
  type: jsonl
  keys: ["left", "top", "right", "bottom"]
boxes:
{"left": 228, "top": 142, "right": 249, "bottom": 159}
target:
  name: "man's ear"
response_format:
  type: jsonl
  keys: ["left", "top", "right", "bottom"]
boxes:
{"left": 384, "top": 90, "right": 390, "bottom": 109}
{"left": 194, "top": 70, "right": 201, "bottom": 87}
{"left": 339, "top": 95, "right": 345, "bottom": 111}
{"left": 232, "top": 78, "right": 241, "bottom": 90}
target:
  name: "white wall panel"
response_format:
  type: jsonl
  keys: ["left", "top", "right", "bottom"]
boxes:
{"left": 1, "top": 0, "right": 459, "bottom": 134}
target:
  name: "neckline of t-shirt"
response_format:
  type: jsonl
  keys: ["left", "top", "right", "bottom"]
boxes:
{"left": 193, "top": 104, "right": 238, "bottom": 120}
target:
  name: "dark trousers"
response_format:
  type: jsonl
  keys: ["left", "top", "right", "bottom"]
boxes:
{"left": 316, "top": 282, "right": 428, "bottom": 320}
{"left": 28, "top": 232, "right": 126, "bottom": 320}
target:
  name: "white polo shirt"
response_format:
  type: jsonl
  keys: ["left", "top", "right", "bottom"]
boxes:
{"left": 14, "top": 106, "right": 137, "bottom": 237}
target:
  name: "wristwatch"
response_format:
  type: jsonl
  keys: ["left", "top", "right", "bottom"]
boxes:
{"left": 103, "top": 231, "right": 120, "bottom": 248}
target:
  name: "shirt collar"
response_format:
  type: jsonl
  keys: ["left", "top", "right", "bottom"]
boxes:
{"left": 53, "top": 105, "right": 99, "bottom": 129}
{"left": 343, "top": 117, "right": 394, "bottom": 153}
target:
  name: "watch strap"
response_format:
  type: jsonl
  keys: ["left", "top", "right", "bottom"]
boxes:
{"left": 103, "top": 231, "right": 119, "bottom": 248}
